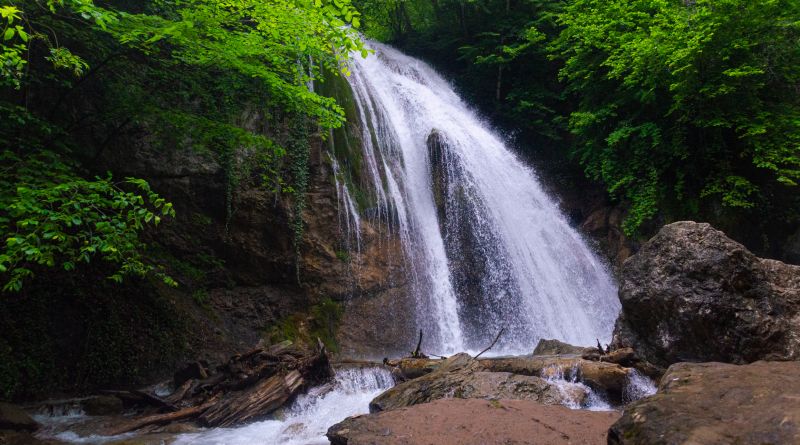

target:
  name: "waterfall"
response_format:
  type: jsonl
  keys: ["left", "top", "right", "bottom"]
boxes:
{"left": 338, "top": 42, "right": 621, "bottom": 353}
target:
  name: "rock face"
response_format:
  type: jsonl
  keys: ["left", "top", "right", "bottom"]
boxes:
{"left": 369, "top": 353, "right": 582, "bottom": 412}
{"left": 609, "top": 361, "right": 800, "bottom": 445}
{"left": 0, "top": 402, "right": 38, "bottom": 431}
{"left": 612, "top": 221, "right": 800, "bottom": 366}
{"left": 328, "top": 398, "right": 621, "bottom": 445}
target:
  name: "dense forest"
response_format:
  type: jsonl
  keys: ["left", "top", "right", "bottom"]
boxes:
{"left": 1, "top": 0, "right": 799, "bottom": 403}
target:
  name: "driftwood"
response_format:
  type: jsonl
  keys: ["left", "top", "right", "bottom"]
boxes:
{"left": 410, "top": 330, "right": 428, "bottom": 359}
{"left": 111, "top": 397, "right": 219, "bottom": 435}
{"left": 200, "top": 371, "right": 303, "bottom": 427}
{"left": 111, "top": 340, "right": 332, "bottom": 433}
{"left": 474, "top": 328, "right": 505, "bottom": 359}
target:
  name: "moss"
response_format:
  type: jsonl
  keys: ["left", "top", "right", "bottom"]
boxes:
{"left": 0, "top": 268, "right": 188, "bottom": 401}
{"left": 335, "top": 250, "right": 350, "bottom": 263}
{"left": 191, "top": 289, "right": 210, "bottom": 306}
{"left": 265, "top": 298, "right": 343, "bottom": 353}
{"left": 317, "top": 68, "right": 386, "bottom": 215}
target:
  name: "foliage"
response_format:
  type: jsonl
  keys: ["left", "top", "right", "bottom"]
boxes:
{"left": 0, "top": 0, "right": 367, "bottom": 290}
{"left": 0, "top": 104, "right": 177, "bottom": 290}
{"left": 551, "top": 0, "right": 800, "bottom": 234}
{"left": 287, "top": 117, "right": 311, "bottom": 281}
{"left": 267, "top": 297, "right": 343, "bottom": 352}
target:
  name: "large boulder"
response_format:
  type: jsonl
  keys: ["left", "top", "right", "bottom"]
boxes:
{"left": 329, "top": 398, "right": 621, "bottom": 445}
{"left": 369, "top": 353, "right": 585, "bottom": 412}
{"left": 612, "top": 221, "right": 800, "bottom": 366}
{"left": 608, "top": 361, "right": 800, "bottom": 444}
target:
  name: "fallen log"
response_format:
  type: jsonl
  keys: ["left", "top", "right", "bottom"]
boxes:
{"left": 111, "top": 396, "right": 218, "bottom": 435}
{"left": 199, "top": 371, "right": 304, "bottom": 427}
{"left": 110, "top": 341, "right": 332, "bottom": 433}
{"left": 383, "top": 358, "right": 444, "bottom": 380}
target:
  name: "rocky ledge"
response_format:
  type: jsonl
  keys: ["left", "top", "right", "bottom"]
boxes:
{"left": 609, "top": 360, "right": 800, "bottom": 444}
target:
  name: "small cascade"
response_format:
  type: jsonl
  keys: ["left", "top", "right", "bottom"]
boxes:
{"left": 329, "top": 153, "right": 362, "bottom": 253}
{"left": 540, "top": 364, "right": 612, "bottom": 411}
{"left": 172, "top": 366, "right": 395, "bottom": 445}
{"left": 622, "top": 369, "right": 658, "bottom": 403}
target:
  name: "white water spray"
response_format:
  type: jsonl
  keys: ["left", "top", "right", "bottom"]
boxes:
{"left": 173, "top": 367, "right": 394, "bottom": 445}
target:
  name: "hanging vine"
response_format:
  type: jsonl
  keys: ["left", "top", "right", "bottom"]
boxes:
{"left": 287, "top": 116, "right": 311, "bottom": 282}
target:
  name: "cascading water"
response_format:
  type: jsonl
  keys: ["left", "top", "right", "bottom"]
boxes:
{"left": 173, "top": 367, "right": 394, "bottom": 445}
{"left": 340, "top": 42, "right": 621, "bottom": 353}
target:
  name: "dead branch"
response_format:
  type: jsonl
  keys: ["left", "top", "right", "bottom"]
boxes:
{"left": 474, "top": 328, "right": 505, "bottom": 359}
{"left": 411, "top": 330, "right": 428, "bottom": 359}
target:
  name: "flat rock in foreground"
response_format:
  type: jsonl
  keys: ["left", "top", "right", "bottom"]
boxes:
{"left": 609, "top": 361, "right": 800, "bottom": 444}
{"left": 328, "top": 398, "right": 620, "bottom": 445}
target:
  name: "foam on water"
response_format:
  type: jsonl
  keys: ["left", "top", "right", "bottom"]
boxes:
{"left": 623, "top": 369, "right": 658, "bottom": 403}
{"left": 172, "top": 366, "right": 394, "bottom": 445}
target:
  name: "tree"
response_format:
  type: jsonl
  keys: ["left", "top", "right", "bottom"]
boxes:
{"left": 0, "top": 0, "right": 366, "bottom": 290}
{"left": 551, "top": 0, "right": 800, "bottom": 234}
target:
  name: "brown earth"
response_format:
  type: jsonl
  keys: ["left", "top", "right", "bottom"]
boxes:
{"left": 328, "top": 398, "right": 620, "bottom": 445}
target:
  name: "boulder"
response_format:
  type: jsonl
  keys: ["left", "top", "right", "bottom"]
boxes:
{"left": 369, "top": 353, "right": 584, "bottom": 412}
{"left": 0, "top": 402, "right": 39, "bottom": 431}
{"left": 328, "top": 398, "right": 620, "bottom": 445}
{"left": 609, "top": 361, "right": 800, "bottom": 444}
{"left": 612, "top": 221, "right": 800, "bottom": 366}
{"left": 479, "top": 355, "right": 629, "bottom": 401}
{"left": 533, "top": 338, "right": 592, "bottom": 356}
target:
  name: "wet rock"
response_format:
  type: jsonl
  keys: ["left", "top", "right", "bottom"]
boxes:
{"left": 81, "top": 395, "right": 124, "bottom": 416}
{"left": 382, "top": 357, "right": 442, "bottom": 380}
{"left": 0, "top": 402, "right": 38, "bottom": 431}
{"left": 599, "top": 348, "right": 663, "bottom": 380}
{"left": 600, "top": 348, "right": 636, "bottom": 367}
{"left": 533, "top": 338, "right": 592, "bottom": 356}
{"left": 609, "top": 361, "right": 800, "bottom": 444}
{"left": 612, "top": 221, "right": 800, "bottom": 366}
{"left": 369, "top": 353, "right": 583, "bottom": 412}
{"left": 329, "top": 398, "right": 620, "bottom": 445}
{"left": 479, "top": 355, "right": 629, "bottom": 401}
{"left": 173, "top": 362, "right": 208, "bottom": 387}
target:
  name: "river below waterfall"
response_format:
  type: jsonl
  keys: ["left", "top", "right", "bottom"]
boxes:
{"left": 36, "top": 364, "right": 656, "bottom": 444}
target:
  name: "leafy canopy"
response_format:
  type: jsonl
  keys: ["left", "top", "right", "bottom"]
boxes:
{"left": 551, "top": 0, "right": 800, "bottom": 234}
{"left": 0, "top": 0, "right": 365, "bottom": 291}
